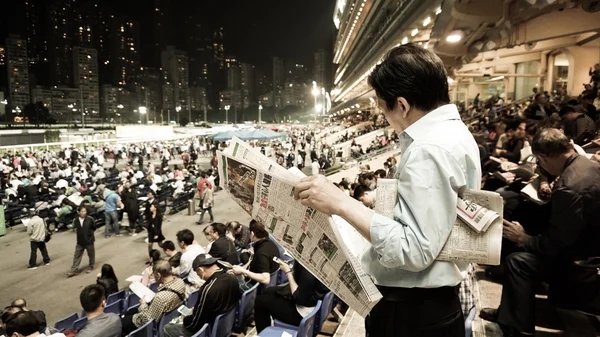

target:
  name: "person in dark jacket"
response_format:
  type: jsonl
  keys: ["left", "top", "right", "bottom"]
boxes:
{"left": 206, "top": 223, "right": 240, "bottom": 265}
{"left": 162, "top": 254, "right": 241, "bottom": 337}
{"left": 10, "top": 298, "right": 47, "bottom": 332}
{"left": 147, "top": 201, "right": 165, "bottom": 259}
{"left": 120, "top": 181, "right": 140, "bottom": 235}
{"left": 481, "top": 129, "right": 600, "bottom": 336}
{"left": 68, "top": 206, "right": 96, "bottom": 277}
{"left": 97, "top": 264, "right": 119, "bottom": 296}
{"left": 255, "top": 260, "right": 329, "bottom": 332}
{"left": 496, "top": 121, "right": 526, "bottom": 163}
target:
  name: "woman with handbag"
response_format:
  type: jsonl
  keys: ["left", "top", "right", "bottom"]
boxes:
{"left": 26, "top": 209, "right": 51, "bottom": 270}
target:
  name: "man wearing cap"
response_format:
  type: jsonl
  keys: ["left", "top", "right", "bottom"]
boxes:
{"left": 162, "top": 254, "right": 240, "bottom": 337}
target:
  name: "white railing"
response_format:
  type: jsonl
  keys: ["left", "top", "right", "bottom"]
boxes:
{"left": 333, "top": 126, "right": 393, "bottom": 159}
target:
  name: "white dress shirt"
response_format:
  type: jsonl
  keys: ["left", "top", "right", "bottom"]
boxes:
{"left": 179, "top": 244, "right": 206, "bottom": 286}
{"left": 361, "top": 104, "right": 481, "bottom": 288}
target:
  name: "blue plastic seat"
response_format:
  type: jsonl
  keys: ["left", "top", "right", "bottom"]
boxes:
{"left": 54, "top": 313, "right": 78, "bottom": 331}
{"left": 72, "top": 316, "right": 88, "bottom": 330}
{"left": 210, "top": 308, "right": 236, "bottom": 337}
{"left": 127, "top": 319, "right": 154, "bottom": 337}
{"left": 104, "top": 299, "right": 123, "bottom": 315}
{"left": 107, "top": 290, "right": 126, "bottom": 305}
{"left": 314, "top": 292, "right": 335, "bottom": 335}
{"left": 149, "top": 282, "right": 159, "bottom": 292}
{"left": 258, "top": 269, "right": 279, "bottom": 296}
{"left": 187, "top": 289, "right": 200, "bottom": 308}
{"left": 125, "top": 292, "right": 142, "bottom": 312}
{"left": 233, "top": 282, "right": 260, "bottom": 332}
{"left": 191, "top": 323, "right": 210, "bottom": 337}
{"left": 260, "top": 301, "right": 322, "bottom": 337}
{"left": 157, "top": 308, "right": 179, "bottom": 337}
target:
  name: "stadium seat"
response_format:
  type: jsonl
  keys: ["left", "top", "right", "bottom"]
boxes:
{"left": 107, "top": 290, "right": 126, "bottom": 305}
{"left": 149, "top": 282, "right": 159, "bottom": 292}
{"left": 72, "top": 316, "right": 88, "bottom": 330}
{"left": 127, "top": 319, "right": 154, "bottom": 337}
{"left": 210, "top": 308, "right": 236, "bottom": 337}
{"left": 260, "top": 300, "right": 322, "bottom": 337}
{"left": 258, "top": 269, "right": 279, "bottom": 296}
{"left": 104, "top": 299, "right": 123, "bottom": 315}
{"left": 186, "top": 289, "right": 200, "bottom": 308}
{"left": 54, "top": 313, "right": 78, "bottom": 331}
{"left": 233, "top": 282, "right": 260, "bottom": 332}
{"left": 191, "top": 323, "right": 210, "bottom": 337}
{"left": 315, "top": 291, "right": 335, "bottom": 335}
{"left": 125, "top": 293, "right": 141, "bottom": 312}
{"left": 157, "top": 308, "right": 179, "bottom": 337}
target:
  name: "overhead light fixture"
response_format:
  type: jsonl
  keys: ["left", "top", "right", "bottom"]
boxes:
{"left": 446, "top": 31, "right": 464, "bottom": 43}
{"left": 411, "top": 29, "right": 419, "bottom": 37}
{"left": 401, "top": 37, "right": 409, "bottom": 44}
{"left": 490, "top": 76, "right": 505, "bottom": 81}
{"left": 435, "top": 7, "right": 442, "bottom": 15}
{"left": 423, "top": 17, "right": 431, "bottom": 26}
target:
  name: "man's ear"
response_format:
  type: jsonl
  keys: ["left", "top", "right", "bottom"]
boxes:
{"left": 397, "top": 97, "right": 411, "bottom": 118}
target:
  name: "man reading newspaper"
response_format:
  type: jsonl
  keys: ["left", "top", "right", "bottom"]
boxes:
{"left": 293, "top": 44, "right": 482, "bottom": 337}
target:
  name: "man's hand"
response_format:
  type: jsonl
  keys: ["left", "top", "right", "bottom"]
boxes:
{"left": 277, "top": 259, "right": 291, "bottom": 274}
{"left": 503, "top": 220, "right": 531, "bottom": 247}
{"left": 226, "top": 232, "right": 235, "bottom": 242}
{"left": 591, "top": 151, "right": 600, "bottom": 163}
{"left": 293, "top": 175, "right": 347, "bottom": 215}
{"left": 231, "top": 265, "right": 246, "bottom": 275}
{"left": 539, "top": 182, "right": 553, "bottom": 200}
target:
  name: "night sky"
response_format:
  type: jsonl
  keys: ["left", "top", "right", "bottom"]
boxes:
{"left": 0, "top": 0, "right": 337, "bottom": 75}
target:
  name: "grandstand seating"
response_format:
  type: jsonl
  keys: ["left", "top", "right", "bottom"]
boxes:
{"left": 259, "top": 300, "right": 322, "bottom": 337}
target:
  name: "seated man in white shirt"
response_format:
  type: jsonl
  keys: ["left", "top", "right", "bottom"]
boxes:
{"left": 293, "top": 44, "right": 481, "bottom": 337}
{"left": 176, "top": 229, "right": 205, "bottom": 287}
{"left": 55, "top": 176, "right": 68, "bottom": 189}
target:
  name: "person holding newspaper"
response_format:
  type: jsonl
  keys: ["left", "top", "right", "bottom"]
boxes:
{"left": 294, "top": 44, "right": 481, "bottom": 337}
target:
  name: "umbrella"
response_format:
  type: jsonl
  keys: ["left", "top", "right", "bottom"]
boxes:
{"left": 211, "top": 130, "right": 236, "bottom": 141}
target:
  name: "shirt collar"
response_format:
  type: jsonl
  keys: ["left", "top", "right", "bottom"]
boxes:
{"left": 403, "top": 104, "right": 462, "bottom": 141}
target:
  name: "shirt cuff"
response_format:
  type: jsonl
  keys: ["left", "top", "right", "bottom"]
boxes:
{"left": 369, "top": 213, "right": 406, "bottom": 260}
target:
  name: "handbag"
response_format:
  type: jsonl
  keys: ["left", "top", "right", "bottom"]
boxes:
{"left": 43, "top": 219, "right": 52, "bottom": 243}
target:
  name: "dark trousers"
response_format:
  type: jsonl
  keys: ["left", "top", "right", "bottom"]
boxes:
{"left": 365, "top": 286, "right": 464, "bottom": 337}
{"left": 255, "top": 286, "right": 303, "bottom": 333}
{"left": 71, "top": 244, "right": 95, "bottom": 272}
{"left": 120, "top": 308, "right": 139, "bottom": 336}
{"left": 498, "top": 252, "right": 550, "bottom": 334}
{"left": 29, "top": 241, "right": 50, "bottom": 267}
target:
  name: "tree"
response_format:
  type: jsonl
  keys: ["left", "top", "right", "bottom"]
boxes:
{"left": 23, "top": 102, "right": 52, "bottom": 127}
{"left": 180, "top": 116, "right": 189, "bottom": 127}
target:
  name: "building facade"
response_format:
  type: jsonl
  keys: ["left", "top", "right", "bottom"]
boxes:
{"left": 162, "top": 46, "right": 190, "bottom": 112}
{"left": 6, "top": 36, "right": 31, "bottom": 112}
{"left": 73, "top": 47, "right": 100, "bottom": 117}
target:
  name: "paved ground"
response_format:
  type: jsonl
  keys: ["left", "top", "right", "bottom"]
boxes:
{"left": 0, "top": 186, "right": 252, "bottom": 325}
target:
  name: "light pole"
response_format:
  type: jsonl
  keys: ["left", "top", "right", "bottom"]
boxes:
{"left": 321, "top": 87, "right": 326, "bottom": 116}
{"left": 224, "top": 105, "right": 230, "bottom": 124}
{"left": 258, "top": 104, "right": 263, "bottom": 125}
{"left": 175, "top": 106, "right": 181, "bottom": 124}
{"left": 139, "top": 106, "right": 147, "bottom": 124}
{"left": 117, "top": 104, "right": 124, "bottom": 124}
{"left": 312, "top": 81, "right": 320, "bottom": 123}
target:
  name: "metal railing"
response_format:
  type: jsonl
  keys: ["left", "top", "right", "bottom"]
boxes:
{"left": 325, "top": 143, "right": 401, "bottom": 176}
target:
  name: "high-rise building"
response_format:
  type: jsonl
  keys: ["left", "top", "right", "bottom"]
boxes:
{"left": 31, "top": 87, "right": 53, "bottom": 110}
{"left": 161, "top": 46, "right": 190, "bottom": 112}
{"left": 227, "top": 65, "right": 241, "bottom": 90}
{"left": 240, "top": 63, "right": 255, "bottom": 102}
{"left": 100, "top": 84, "right": 119, "bottom": 120}
{"left": 6, "top": 36, "right": 31, "bottom": 112}
{"left": 137, "top": 67, "right": 162, "bottom": 121}
{"left": 23, "top": 0, "right": 50, "bottom": 85}
{"left": 313, "top": 49, "right": 328, "bottom": 90}
{"left": 47, "top": 0, "right": 75, "bottom": 86}
{"left": 0, "top": 45, "right": 7, "bottom": 93}
{"left": 153, "top": 0, "right": 172, "bottom": 66}
{"left": 51, "top": 86, "right": 81, "bottom": 122}
{"left": 190, "top": 86, "right": 207, "bottom": 115}
{"left": 73, "top": 47, "right": 100, "bottom": 117}
{"left": 273, "top": 57, "right": 285, "bottom": 109}
{"left": 213, "top": 27, "right": 225, "bottom": 70}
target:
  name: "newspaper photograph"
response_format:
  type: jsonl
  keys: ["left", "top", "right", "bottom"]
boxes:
{"left": 218, "top": 137, "right": 382, "bottom": 317}
{"left": 456, "top": 196, "right": 499, "bottom": 233}
{"left": 373, "top": 183, "right": 503, "bottom": 265}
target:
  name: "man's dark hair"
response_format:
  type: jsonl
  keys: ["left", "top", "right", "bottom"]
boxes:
{"left": 80, "top": 284, "right": 105, "bottom": 313}
{"left": 506, "top": 119, "right": 523, "bottom": 132}
{"left": 1, "top": 306, "right": 23, "bottom": 323}
{"left": 368, "top": 43, "right": 450, "bottom": 112}
{"left": 5, "top": 311, "right": 39, "bottom": 336}
{"left": 353, "top": 185, "right": 370, "bottom": 201}
{"left": 375, "top": 169, "right": 387, "bottom": 179}
{"left": 161, "top": 240, "right": 176, "bottom": 252}
{"left": 249, "top": 219, "right": 268, "bottom": 239}
{"left": 558, "top": 105, "right": 577, "bottom": 117}
{"left": 176, "top": 229, "right": 194, "bottom": 245}
{"left": 532, "top": 128, "right": 573, "bottom": 157}
{"left": 210, "top": 223, "right": 227, "bottom": 237}
{"left": 10, "top": 299, "right": 26, "bottom": 309}
{"left": 153, "top": 259, "right": 172, "bottom": 277}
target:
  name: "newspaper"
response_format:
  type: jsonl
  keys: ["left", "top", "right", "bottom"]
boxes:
{"left": 218, "top": 137, "right": 382, "bottom": 317}
{"left": 456, "top": 197, "right": 499, "bottom": 233}
{"left": 129, "top": 281, "right": 155, "bottom": 303}
{"left": 374, "top": 181, "right": 503, "bottom": 265}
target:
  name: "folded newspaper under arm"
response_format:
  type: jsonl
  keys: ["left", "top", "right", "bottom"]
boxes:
{"left": 218, "top": 137, "right": 382, "bottom": 317}
{"left": 374, "top": 179, "right": 503, "bottom": 265}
